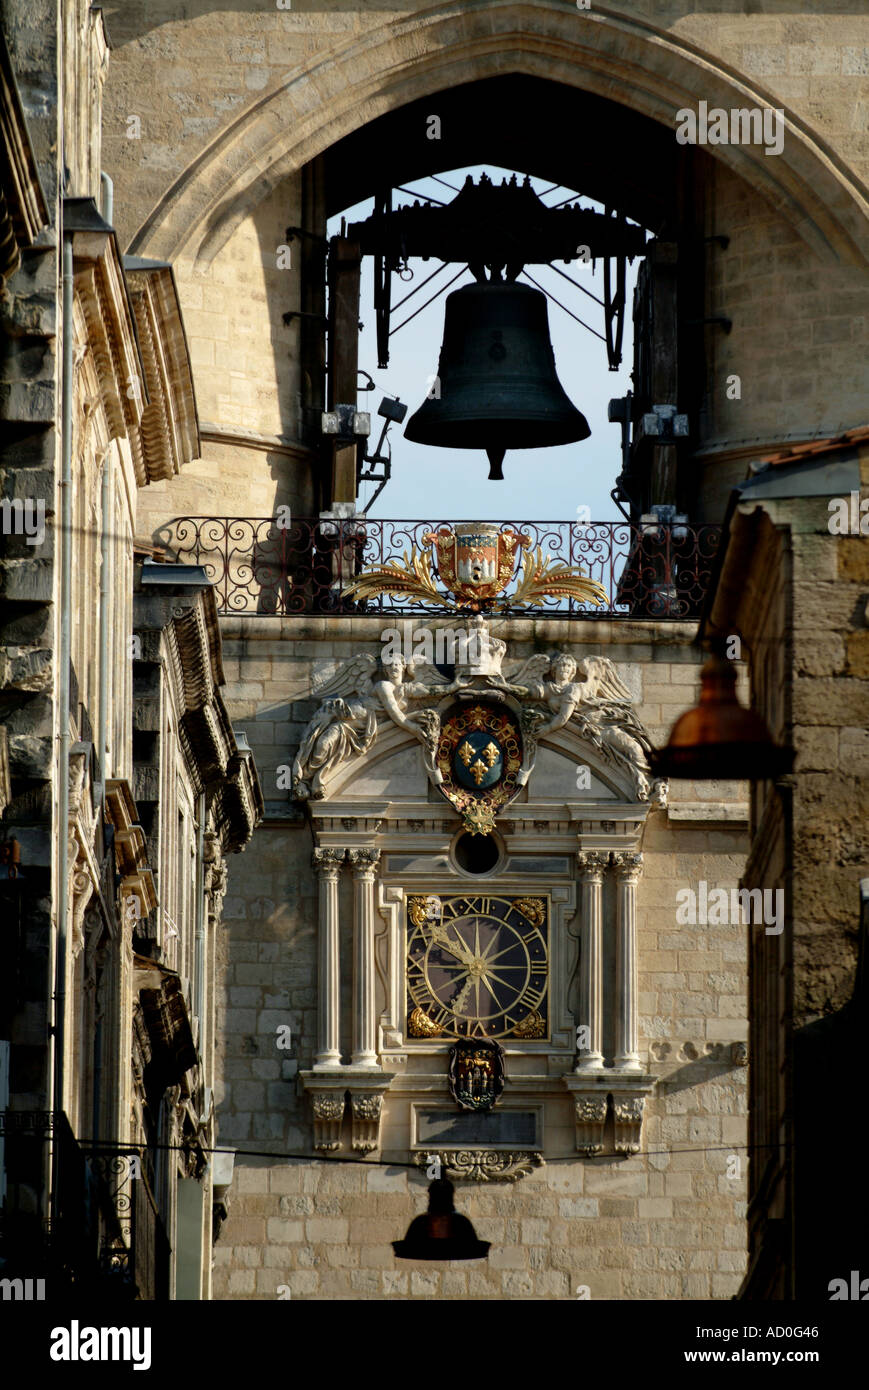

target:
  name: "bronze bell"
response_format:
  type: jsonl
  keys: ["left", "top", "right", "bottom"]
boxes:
{"left": 404, "top": 280, "right": 591, "bottom": 480}
{"left": 392, "top": 1179, "right": 490, "bottom": 1261}
{"left": 650, "top": 653, "right": 795, "bottom": 781}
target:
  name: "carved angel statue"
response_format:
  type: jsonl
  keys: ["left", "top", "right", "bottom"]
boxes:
{"left": 507, "top": 652, "right": 656, "bottom": 801}
{"left": 292, "top": 652, "right": 446, "bottom": 799}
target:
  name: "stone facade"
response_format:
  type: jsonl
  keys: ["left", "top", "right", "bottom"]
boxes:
{"left": 1, "top": 0, "right": 866, "bottom": 1303}
{"left": 706, "top": 431, "right": 869, "bottom": 1298}
{"left": 207, "top": 618, "right": 750, "bottom": 1300}
{"left": 0, "top": 3, "right": 261, "bottom": 1300}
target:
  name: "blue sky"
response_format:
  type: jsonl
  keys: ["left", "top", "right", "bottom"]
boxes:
{"left": 328, "top": 165, "right": 641, "bottom": 523}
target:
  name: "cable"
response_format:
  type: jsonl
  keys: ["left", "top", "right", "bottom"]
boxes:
{"left": 390, "top": 260, "right": 452, "bottom": 313}
{"left": 545, "top": 259, "right": 605, "bottom": 308}
{"left": 69, "top": 1135, "right": 798, "bottom": 1168}
{"left": 519, "top": 269, "right": 607, "bottom": 342}
{"left": 429, "top": 175, "right": 460, "bottom": 194}
{"left": 390, "top": 264, "right": 470, "bottom": 335}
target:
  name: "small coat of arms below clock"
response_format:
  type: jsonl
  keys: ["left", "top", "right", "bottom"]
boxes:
{"left": 448, "top": 1039, "right": 505, "bottom": 1112}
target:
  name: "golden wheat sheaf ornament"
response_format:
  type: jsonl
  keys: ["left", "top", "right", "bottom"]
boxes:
{"left": 342, "top": 522, "right": 608, "bottom": 612}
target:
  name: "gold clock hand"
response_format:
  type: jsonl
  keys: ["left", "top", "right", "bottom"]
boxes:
{"left": 451, "top": 978, "right": 473, "bottom": 1014}
{"left": 431, "top": 921, "right": 474, "bottom": 966}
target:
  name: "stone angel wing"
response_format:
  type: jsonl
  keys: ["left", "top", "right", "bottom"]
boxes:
{"left": 405, "top": 659, "right": 452, "bottom": 691}
{"left": 577, "top": 656, "right": 634, "bottom": 704}
{"left": 578, "top": 656, "right": 653, "bottom": 755}
{"left": 309, "top": 653, "right": 378, "bottom": 701}
{"left": 503, "top": 652, "right": 552, "bottom": 692}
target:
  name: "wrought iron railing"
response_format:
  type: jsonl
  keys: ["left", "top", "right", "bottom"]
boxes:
{"left": 0, "top": 1112, "right": 168, "bottom": 1300}
{"left": 156, "top": 517, "right": 721, "bottom": 620}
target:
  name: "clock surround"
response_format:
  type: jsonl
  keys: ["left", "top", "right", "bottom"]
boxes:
{"left": 405, "top": 892, "right": 551, "bottom": 1042}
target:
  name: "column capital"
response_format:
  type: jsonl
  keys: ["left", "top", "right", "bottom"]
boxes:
{"left": 348, "top": 847, "right": 381, "bottom": 880}
{"left": 312, "top": 847, "right": 345, "bottom": 879}
{"left": 576, "top": 849, "right": 609, "bottom": 881}
{"left": 612, "top": 850, "right": 644, "bottom": 882}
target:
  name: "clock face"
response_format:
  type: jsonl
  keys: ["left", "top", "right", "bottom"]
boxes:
{"left": 406, "top": 894, "right": 549, "bottom": 1041}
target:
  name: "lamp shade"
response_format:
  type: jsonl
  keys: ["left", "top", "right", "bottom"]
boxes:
{"left": 650, "top": 654, "right": 795, "bottom": 782}
{"left": 392, "top": 1179, "right": 490, "bottom": 1261}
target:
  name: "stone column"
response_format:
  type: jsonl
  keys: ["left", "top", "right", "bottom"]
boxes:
{"left": 348, "top": 848, "right": 381, "bottom": 1068}
{"left": 613, "top": 851, "right": 644, "bottom": 1072}
{"left": 575, "top": 851, "right": 608, "bottom": 1071}
{"left": 312, "top": 848, "right": 345, "bottom": 1069}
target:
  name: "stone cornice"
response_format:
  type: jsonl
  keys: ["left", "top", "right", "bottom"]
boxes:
{"left": 125, "top": 260, "right": 200, "bottom": 482}
{"left": 69, "top": 203, "right": 145, "bottom": 481}
{"left": 198, "top": 420, "right": 312, "bottom": 461}
{"left": 133, "top": 577, "right": 262, "bottom": 850}
{"left": 217, "top": 615, "right": 700, "bottom": 646}
{"left": 0, "top": 34, "right": 49, "bottom": 283}
{"left": 68, "top": 205, "right": 200, "bottom": 491}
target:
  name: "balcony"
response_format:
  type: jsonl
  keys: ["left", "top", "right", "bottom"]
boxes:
{"left": 0, "top": 1111, "right": 169, "bottom": 1300}
{"left": 155, "top": 516, "right": 722, "bottom": 621}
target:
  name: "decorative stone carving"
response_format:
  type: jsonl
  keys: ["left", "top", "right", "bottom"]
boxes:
{"left": 350, "top": 1092, "right": 383, "bottom": 1153}
{"left": 292, "top": 654, "right": 446, "bottom": 799}
{"left": 731, "top": 1041, "right": 748, "bottom": 1067}
{"left": 415, "top": 1150, "right": 544, "bottom": 1183}
{"left": 312, "top": 847, "right": 345, "bottom": 876}
{"left": 311, "top": 1092, "right": 345, "bottom": 1151}
{"left": 203, "top": 830, "right": 228, "bottom": 919}
{"left": 571, "top": 1093, "right": 608, "bottom": 1156}
{"left": 347, "top": 847, "right": 380, "bottom": 877}
{"left": 71, "top": 848, "right": 95, "bottom": 959}
{"left": 291, "top": 623, "right": 660, "bottom": 807}
{"left": 613, "top": 1095, "right": 646, "bottom": 1155}
{"left": 514, "top": 654, "right": 655, "bottom": 801}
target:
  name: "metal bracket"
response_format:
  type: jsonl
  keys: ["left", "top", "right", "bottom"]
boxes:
{"left": 284, "top": 226, "right": 328, "bottom": 244}
{"left": 639, "top": 403, "right": 690, "bottom": 441}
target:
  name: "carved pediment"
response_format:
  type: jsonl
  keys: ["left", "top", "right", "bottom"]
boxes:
{"left": 291, "top": 620, "right": 665, "bottom": 812}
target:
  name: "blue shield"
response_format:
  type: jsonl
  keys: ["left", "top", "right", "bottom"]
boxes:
{"left": 453, "top": 731, "right": 504, "bottom": 790}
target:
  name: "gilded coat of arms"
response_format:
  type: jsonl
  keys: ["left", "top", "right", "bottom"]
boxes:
{"left": 425, "top": 523, "right": 527, "bottom": 610}
{"left": 436, "top": 702, "right": 523, "bottom": 835}
{"left": 448, "top": 1039, "right": 505, "bottom": 1111}
{"left": 341, "top": 520, "right": 608, "bottom": 613}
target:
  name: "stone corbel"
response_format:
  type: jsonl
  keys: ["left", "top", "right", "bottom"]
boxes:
{"left": 310, "top": 1090, "right": 346, "bottom": 1152}
{"left": 348, "top": 1071, "right": 394, "bottom": 1153}
{"left": 348, "top": 1072, "right": 394, "bottom": 1153}
{"left": 350, "top": 1092, "right": 384, "bottom": 1154}
{"left": 610, "top": 1076, "right": 656, "bottom": 1156}
{"left": 567, "top": 1088, "right": 608, "bottom": 1157}
{"left": 301, "top": 1070, "right": 394, "bottom": 1153}
{"left": 71, "top": 850, "right": 95, "bottom": 960}
{"left": 613, "top": 1095, "right": 646, "bottom": 1156}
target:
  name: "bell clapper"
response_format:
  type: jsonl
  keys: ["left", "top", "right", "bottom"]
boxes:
{"left": 486, "top": 447, "right": 505, "bottom": 480}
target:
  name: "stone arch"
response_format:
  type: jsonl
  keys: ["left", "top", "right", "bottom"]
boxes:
{"left": 127, "top": 0, "right": 869, "bottom": 270}
{"left": 314, "top": 716, "right": 639, "bottom": 805}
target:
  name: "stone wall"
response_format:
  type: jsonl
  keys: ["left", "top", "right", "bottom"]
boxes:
{"left": 210, "top": 618, "right": 750, "bottom": 1299}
